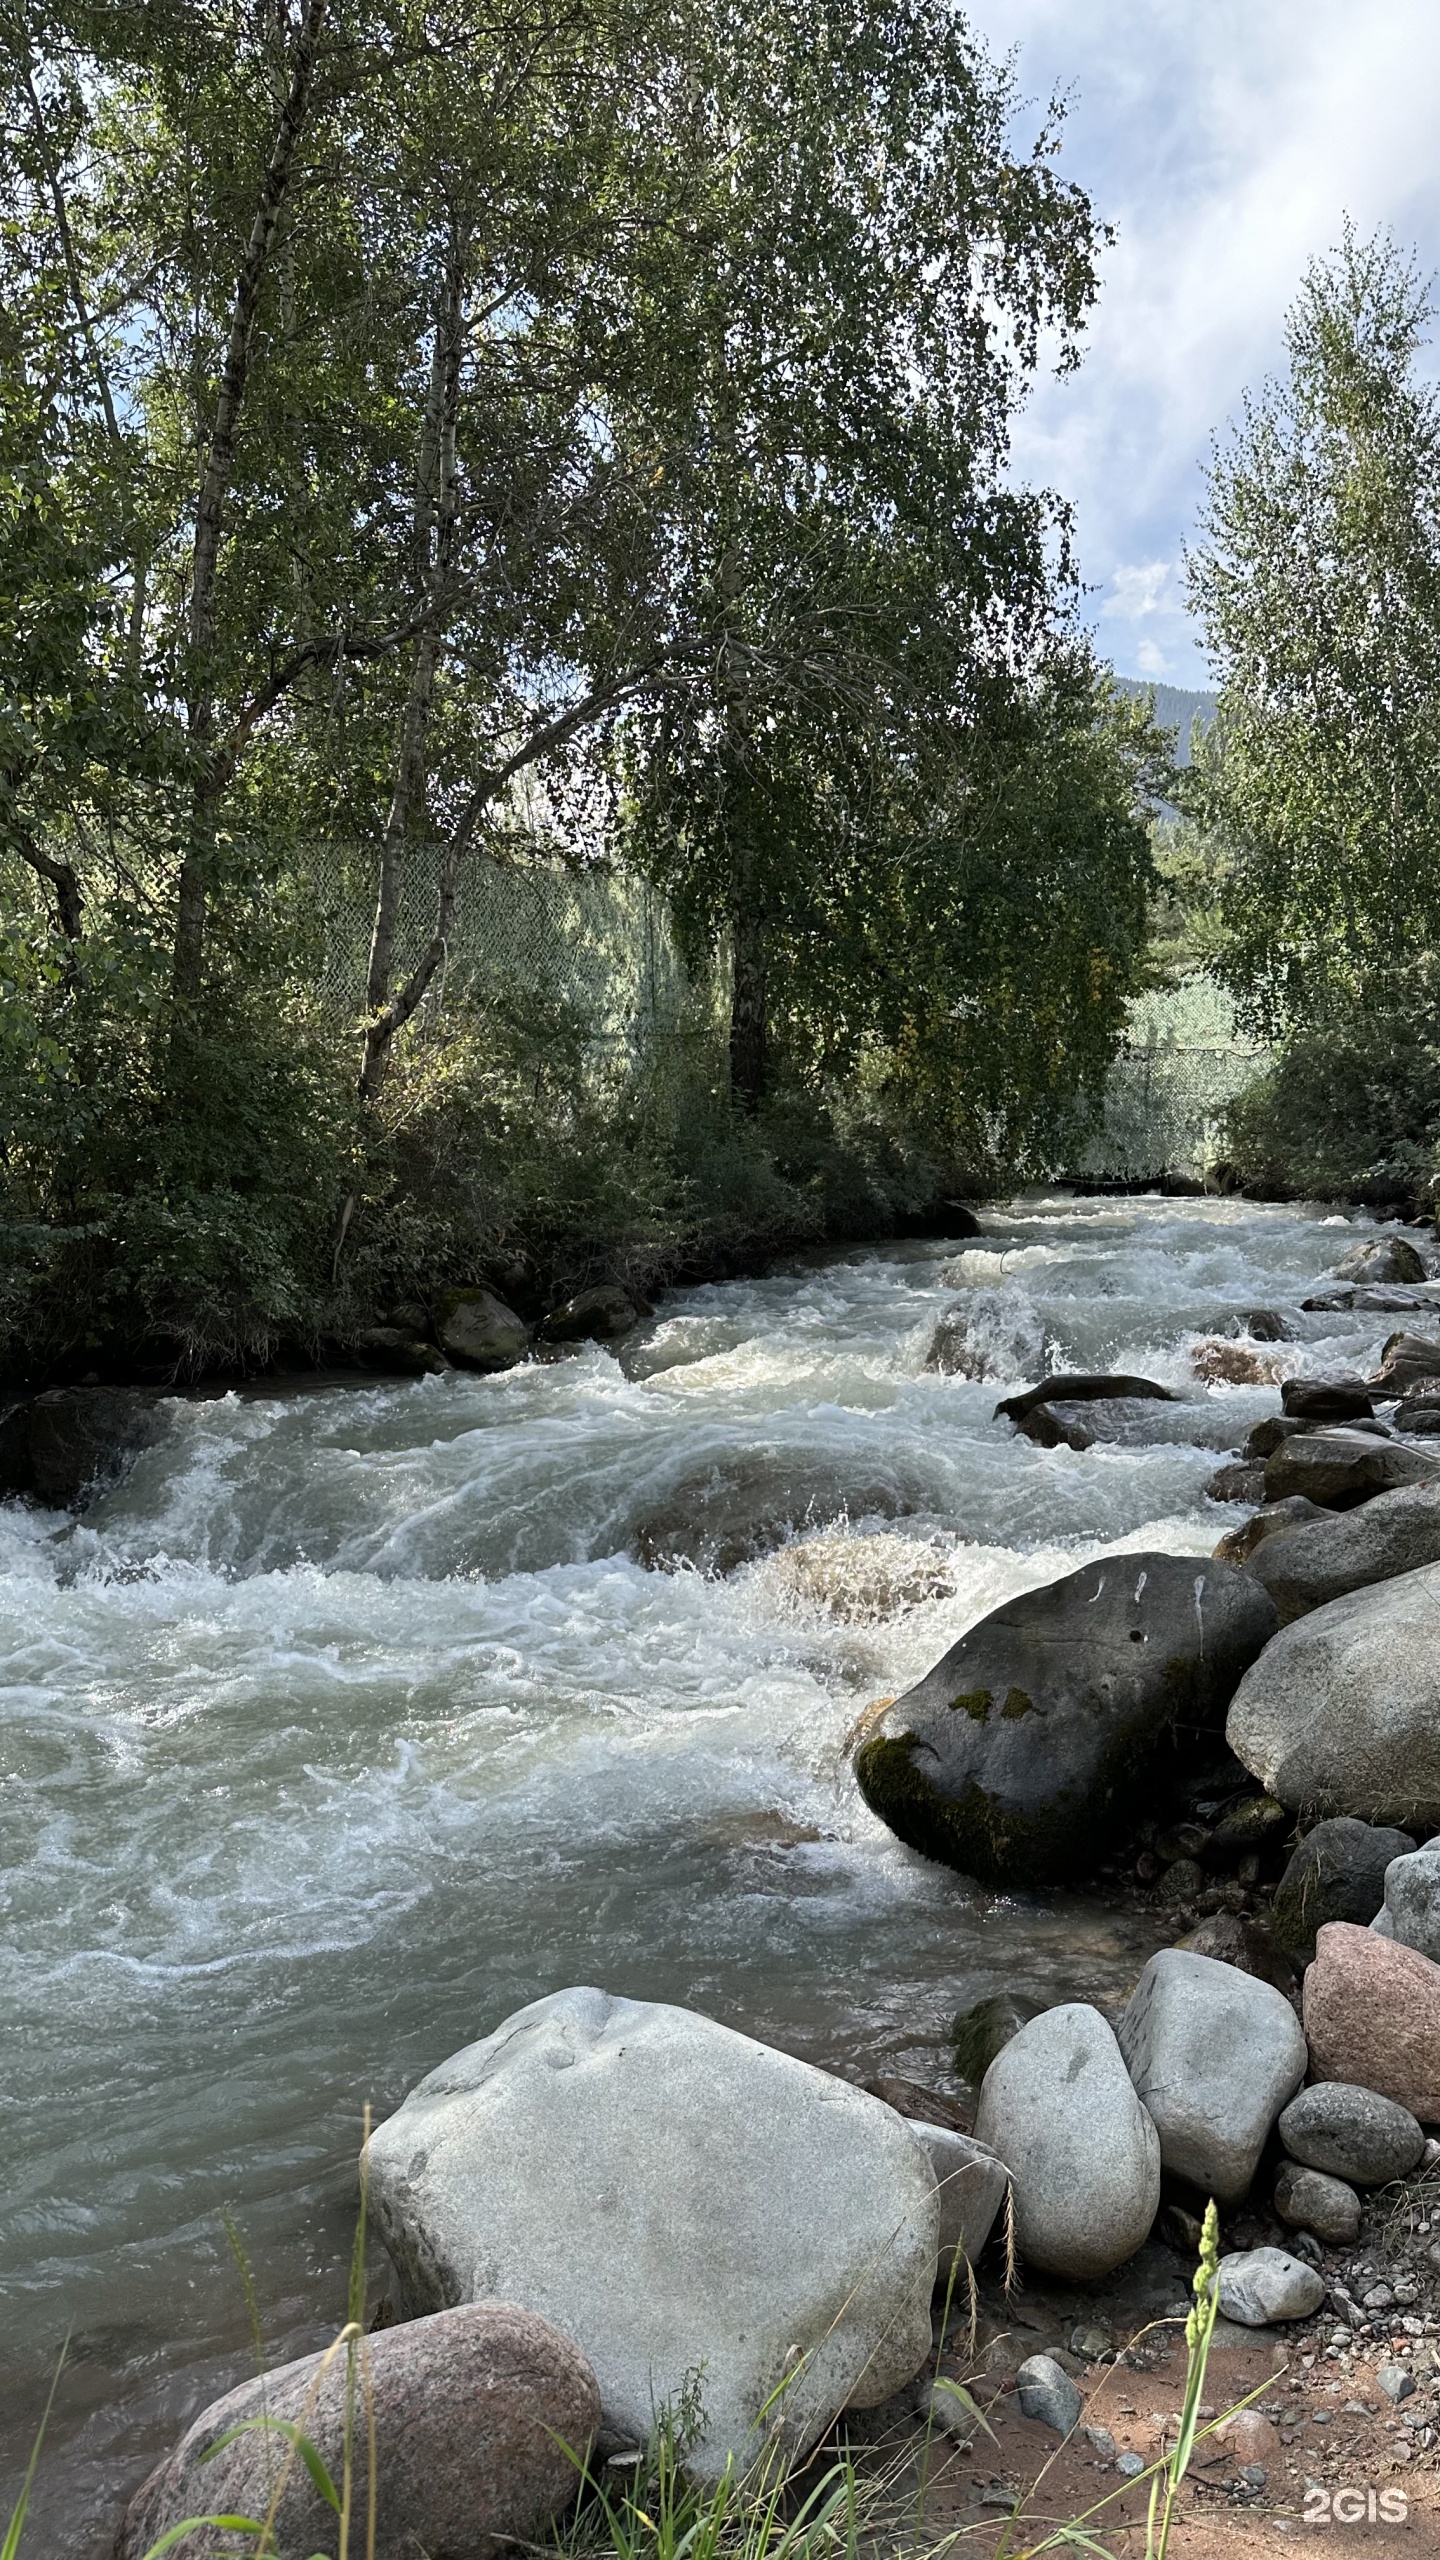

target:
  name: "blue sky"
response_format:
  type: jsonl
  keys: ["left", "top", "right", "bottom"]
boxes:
{"left": 961, "top": 0, "right": 1440, "bottom": 684}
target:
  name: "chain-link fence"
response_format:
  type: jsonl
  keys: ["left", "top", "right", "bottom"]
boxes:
{"left": 1079, "top": 977, "right": 1269, "bottom": 1180}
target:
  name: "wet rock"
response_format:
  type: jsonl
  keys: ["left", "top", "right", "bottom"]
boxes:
{"left": 1157, "top": 1855, "right": 1206, "bottom": 1904}
{"left": 1281, "top": 1377, "right": 1375, "bottom": 1422}
{"left": 993, "top": 1372, "right": 1180, "bottom": 1424}
{"left": 635, "top": 1456, "right": 920, "bottom": 1575}
{"left": 1371, "top": 1840, "right": 1440, "bottom": 1957}
{"left": 972, "top": 2004, "right": 1160, "bottom": 2280}
{"left": 1236, "top": 1311, "right": 1292, "bottom": 1341}
{"left": 1226, "top": 1567, "right": 1440, "bottom": 1829}
{"left": 1396, "top": 1402, "right": 1440, "bottom": 1433}
{"left": 853, "top": 1552, "right": 1277, "bottom": 1888}
{"left": 769, "top": 1533, "right": 956, "bottom": 1623}
{"left": 366, "top": 1987, "right": 939, "bottom": 2477}
{"left": 540, "top": 1285, "right": 639, "bottom": 1344}
{"left": 1015, "top": 2354, "right": 1081, "bottom": 2435}
{"left": 1172, "top": 1911, "right": 1296, "bottom": 1998}
{"left": 436, "top": 1286, "right": 529, "bottom": 1372}
{"left": 1013, "top": 1403, "right": 1094, "bottom": 1451}
{"left": 910, "top": 2122, "right": 1010, "bottom": 2274}
{"left": 1278, "top": 2080, "right": 1425, "bottom": 2187}
{"left": 1205, "top": 1793, "right": 1292, "bottom": 1855}
{"left": 1191, "top": 1340, "right": 1288, "bottom": 1386}
{"left": 1269, "top": 1818, "right": 1417, "bottom": 1962}
{"left": 952, "top": 1993, "right": 1044, "bottom": 2085}
{"left": 864, "top": 2075, "right": 974, "bottom": 2133}
{"left": 23, "top": 1385, "right": 169, "bottom": 1509}
{"left": 115, "top": 2302, "right": 598, "bottom": 2560}
{"left": 1261, "top": 1430, "right": 1436, "bottom": 1508}
{"left": 1334, "top": 1237, "right": 1428, "bottom": 1286}
{"left": 1205, "top": 1461, "right": 1266, "bottom": 1504}
{"left": 1369, "top": 1331, "right": 1440, "bottom": 1398}
{"left": 1217, "top": 2247, "right": 1325, "bottom": 2327}
{"left": 1116, "top": 1950, "right": 1306, "bottom": 2203}
{"left": 352, "top": 1325, "right": 447, "bottom": 1376}
{"left": 1302, "top": 1923, "right": 1440, "bottom": 2120}
{"left": 925, "top": 1289, "right": 1047, "bottom": 1381}
{"left": 1245, "top": 1415, "right": 1320, "bottom": 1461}
{"left": 1240, "top": 1485, "right": 1440, "bottom": 1623}
{"left": 1273, "top": 2161, "right": 1362, "bottom": 2245}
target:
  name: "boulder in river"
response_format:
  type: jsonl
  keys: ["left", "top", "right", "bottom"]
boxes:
{"left": 1302, "top": 1923, "right": 1440, "bottom": 2120}
{"left": 924, "top": 1287, "right": 1049, "bottom": 1381}
{"left": 1013, "top": 1403, "right": 1094, "bottom": 1451}
{"left": 1191, "top": 1338, "right": 1289, "bottom": 1386}
{"left": 1368, "top": 1331, "right": 1440, "bottom": 1398}
{"left": 1205, "top": 1460, "right": 1266, "bottom": 1504}
{"left": 436, "top": 1286, "right": 530, "bottom": 1371}
{"left": 1212, "top": 1497, "right": 1327, "bottom": 1567}
{"left": 1333, "top": 1236, "right": 1428, "bottom": 1285}
{"left": 1238, "top": 1483, "right": 1440, "bottom": 1622}
{"left": 1116, "top": 1950, "right": 1307, "bottom": 2203}
{"left": 993, "top": 1372, "right": 1180, "bottom": 1424}
{"left": 634, "top": 1454, "right": 920, "bottom": 1574}
{"left": 115, "top": 2301, "right": 598, "bottom": 2560}
{"left": 540, "top": 1285, "right": 640, "bottom": 1343}
{"left": 852, "top": 1551, "right": 1277, "bottom": 1887}
{"left": 1268, "top": 1817, "right": 1417, "bottom": 1963}
{"left": 952, "top": 1992, "right": 1045, "bottom": 2085}
{"left": 22, "top": 1384, "right": 169, "bottom": 1509}
{"left": 366, "top": 1987, "right": 939, "bottom": 2476}
{"left": 1370, "top": 1839, "right": 1440, "bottom": 1959}
{"left": 972, "top": 2004, "right": 1160, "bottom": 2280}
{"left": 1280, "top": 1376, "right": 1374, "bottom": 1422}
{"left": 1261, "top": 1430, "right": 1436, "bottom": 1509}
{"left": 1278, "top": 2081, "right": 1425, "bottom": 2188}
{"left": 1227, "top": 1565, "right": 1440, "bottom": 1830}
{"left": 352, "top": 1324, "right": 448, "bottom": 1376}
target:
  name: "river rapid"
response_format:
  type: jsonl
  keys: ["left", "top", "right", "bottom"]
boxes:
{"left": 0, "top": 1191, "right": 1417, "bottom": 2548}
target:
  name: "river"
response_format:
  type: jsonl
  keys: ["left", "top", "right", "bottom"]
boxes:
{"left": 0, "top": 1190, "right": 1405, "bottom": 2548}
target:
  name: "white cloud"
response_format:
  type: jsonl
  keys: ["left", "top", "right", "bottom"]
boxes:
{"left": 962, "top": 0, "right": 1440, "bottom": 681}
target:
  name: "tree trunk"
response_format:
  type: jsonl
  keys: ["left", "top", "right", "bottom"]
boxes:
{"left": 170, "top": 0, "right": 328, "bottom": 1017}
{"left": 728, "top": 827, "right": 767, "bottom": 1111}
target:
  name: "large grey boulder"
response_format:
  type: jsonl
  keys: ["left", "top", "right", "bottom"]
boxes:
{"left": 1240, "top": 1484, "right": 1440, "bottom": 1623}
{"left": 1334, "top": 1237, "right": 1428, "bottom": 1286}
{"left": 1269, "top": 1818, "right": 1417, "bottom": 1962}
{"left": 1262, "top": 1431, "right": 1436, "bottom": 1509}
{"left": 973, "top": 2004, "right": 1160, "bottom": 2280}
{"left": 436, "top": 1286, "right": 530, "bottom": 1371}
{"left": 908, "top": 2121, "right": 1010, "bottom": 2277}
{"left": 1371, "top": 1840, "right": 1440, "bottom": 1958}
{"left": 1227, "top": 1564, "right": 1440, "bottom": 1830}
{"left": 366, "top": 1989, "right": 939, "bottom": 2477}
{"left": 115, "top": 2302, "right": 598, "bottom": 2560}
{"left": 1278, "top": 2082, "right": 1425, "bottom": 2187}
{"left": 1116, "top": 1950, "right": 1307, "bottom": 2205}
{"left": 853, "top": 1552, "right": 1276, "bottom": 1887}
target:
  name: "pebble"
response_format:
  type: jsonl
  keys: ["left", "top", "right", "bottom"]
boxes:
{"left": 1116, "top": 2451, "right": 1146, "bottom": 2478}
{"left": 1274, "top": 2160, "right": 1361, "bottom": 2245}
{"left": 1014, "top": 2354, "right": 1081, "bottom": 2436}
{"left": 1379, "top": 2364, "right": 1415, "bottom": 2403}
{"left": 1217, "top": 2247, "right": 1326, "bottom": 2327}
{"left": 1083, "top": 2425, "right": 1116, "bottom": 2458}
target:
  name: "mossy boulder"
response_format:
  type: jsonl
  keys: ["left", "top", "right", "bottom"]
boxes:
{"left": 852, "top": 1551, "right": 1278, "bottom": 1888}
{"left": 436, "top": 1286, "right": 529, "bottom": 1372}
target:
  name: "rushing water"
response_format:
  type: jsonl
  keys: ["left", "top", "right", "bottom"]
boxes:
{"left": 0, "top": 1191, "right": 1420, "bottom": 2547}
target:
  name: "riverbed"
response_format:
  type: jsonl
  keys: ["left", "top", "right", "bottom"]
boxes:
{"left": 0, "top": 1191, "right": 1413, "bottom": 2547}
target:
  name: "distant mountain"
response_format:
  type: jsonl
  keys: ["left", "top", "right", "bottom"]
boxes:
{"left": 1113, "top": 678, "right": 1218, "bottom": 767}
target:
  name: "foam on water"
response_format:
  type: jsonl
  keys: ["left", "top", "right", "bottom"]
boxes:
{"left": 0, "top": 1191, "right": 1427, "bottom": 2545}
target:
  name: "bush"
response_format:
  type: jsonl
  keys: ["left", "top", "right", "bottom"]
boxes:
{"left": 1223, "top": 971, "right": 1440, "bottom": 1209}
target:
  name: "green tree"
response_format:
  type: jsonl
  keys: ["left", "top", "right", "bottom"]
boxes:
{"left": 1186, "top": 224, "right": 1440, "bottom": 1030}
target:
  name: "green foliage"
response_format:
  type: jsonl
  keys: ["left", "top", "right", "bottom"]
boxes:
{"left": 1186, "top": 225, "right": 1440, "bottom": 1032}
{"left": 1223, "top": 968, "right": 1440, "bottom": 1205}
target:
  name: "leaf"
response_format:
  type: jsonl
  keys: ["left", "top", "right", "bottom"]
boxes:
{"left": 928, "top": 2377, "right": 998, "bottom": 2444}
{"left": 137, "top": 2519, "right": 267, "bottom": 2557}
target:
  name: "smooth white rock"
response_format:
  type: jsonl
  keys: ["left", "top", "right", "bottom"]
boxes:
{"left": 366, "top": 1987, "right": 939, "bottom": 2477}
{"left": 973, "top": 2003, "right": 1160, "bottom": 2280}
{"left": 908, "top": 2121, "right": 1009, "bottom": 2276}
{"left": 1217, "top": 2248, "right": 1326, "bottom": 2327}
{"left": 1117, "top": 1949, "right": 1308, "bottom": 2204}
{"left": 1226, "top": 1564, "right": 1440, "bottom": 1828}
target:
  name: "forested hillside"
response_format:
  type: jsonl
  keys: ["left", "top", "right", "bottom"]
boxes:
{"left": 0, "top": 1, "right": 1172, "bottom": 1383}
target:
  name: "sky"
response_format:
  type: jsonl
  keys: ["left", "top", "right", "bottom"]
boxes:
{"left": 960, "top": 0, "right": 1440, "bottom": 685}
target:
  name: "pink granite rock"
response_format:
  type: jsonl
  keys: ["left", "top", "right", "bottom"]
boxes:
{"left": 1303, "top": 1922, "right": 1440, "bottom": 2120}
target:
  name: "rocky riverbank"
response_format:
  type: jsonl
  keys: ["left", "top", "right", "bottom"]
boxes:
{"left": 106, "top": 1212, "right": 1440, "bottom": 2556}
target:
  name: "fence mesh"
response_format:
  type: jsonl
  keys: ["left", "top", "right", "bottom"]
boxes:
{"left": 1079, "top": 977, "right": 1269, "bottom": 1179}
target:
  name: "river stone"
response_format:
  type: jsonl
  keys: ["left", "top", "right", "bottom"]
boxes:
{"left": 1240, "top": 1485, "right": 1440, "bottom": 1624}
{"left": 1014, "top": 1402, "right": 1094, "bottom": 1451}
{"left": 952, "top": 1992, "right": 1045, "bottom": 2084}
{"left": 1334, "top": 1237, "right": 1428, "bottom": 1286}
{"left": 1302, "top": 1924, "right": 1440, "bottom": 2120}
{"left": 993, "top": 1372, "right": 1180, "bottom": 1423}
{"left": 1269, "top": 1818, "right": 1417, "bottom": 1962}
{"left": 436, "top": 1286, "right": 529, "bottom": 1371}
{"left": 353, "top": 1324, "right": 448, "bottom": 1376}
{"left": 1191, "top": 1339, "right": 1288, "bottom": 1386}
{"left": 1172, "top": 1911, "right": 1297, "bottom": 1997}
{"left": 1369, "top": 1332, "right": 1440, "bottom": 1398}
{"left": 115, "top": 2301, "right": 598, "bottom": 2560}
{"left": 1273, "top": 2161, "right": 1361, "bottom": 2244}
{"left": 1116, "top": 1950, "right": 1307, "bottom": 2204}
{"left": 1217, "top": 2248, "right": 1326, "bottom": 2327}
{"left": 540, "top": 1285, "right": 639, "bottom": 1343}
{"left": 634, "top": 1454, "right": 921, "bottom": 1574}
{"left": 1397, "top": 1403, "right": 1440, "bottom": 1433}
{"left": 366, "top": 1987, "right": 939, "bottom": 2475}
{"left": 1015, "top": 2354, "right": 1082, "bottom": 2436}
{"left": 1261, "top": 1431, "right": 1437, "bottom": 1509}
{"left": 1205, "top": 1461, "right": 1266, "bottom": 1503}
{"left": 1280, "top": 1378, "right": 1374, "bottom": 1422}
{"left": 22, "top": 1385, "right": 169, "bottom": 1509}
{"left": 853, "top": 1552, "right": 1276, "bottom": 1887}
{"left": 1226, "top": 1565, "right": 1440, "bottom": 1830}
{"left": 910, "top": 2121, "right": 1010, "bottom": 2274}
{"left": 1371, "top": 1842, "right": 1440, "bottom": 1957}
{"left": 1278, "top": 2082, "right": 1425, "bottom": 2187}
{"left": 972, "top": 2004, "right": 1160, "bottom": 2279}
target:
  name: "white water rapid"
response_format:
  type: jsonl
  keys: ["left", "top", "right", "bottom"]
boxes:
{"left": 0, "top": 1192, "right": 1417, "bottom": 2548}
